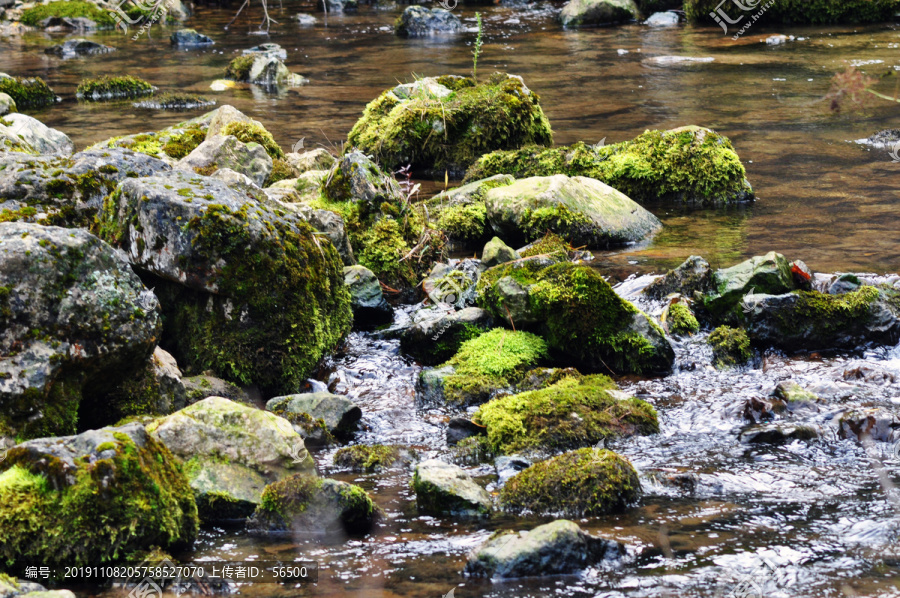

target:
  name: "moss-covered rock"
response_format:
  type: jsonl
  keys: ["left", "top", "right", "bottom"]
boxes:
{"left": 500, "top": 448, "right": 641, "bottom": 516}
{"left": 347, "top": 73, "right": 552, "bottom": 174}
{"left": 147, "top": 397, "right": 315, "bottom": 523}
{"left": 0, "top": 224, "right": 161, "bottom": 439}
{"left": 224, "top": 55, "right": 307, "bottom": 86}
{"left": 644, "top": 255, "right": 715, "bottom": 300}
{"left": 685, "top": 0, "right": 899, "bottom": 25}
{"left": 560, "top": 0, "right": 638, "bottom": 28}
{"left": 708, "top": 325, "right": 751, "bottom": 368}
{"left": 477, "top": 261, "right": 674, "bottom": 375}
{"left": 333, "top": 444, "right": 408, "bottom": 472}
{"left": 76, "top": 76, "right": 154, "bottom": 101}
{"left": 221, "top": 120, "right": 284, "bottom": 159}
{"left": 177, "top": 134, "right": 272, "bottom": 186}
{"left": 465, "top": 126, "right": 753, "bottom": 205}
{"left": 665, "top": 302, "right": 699, "bottom": 336}
{"left": 266, "top": 392, "right": 362, "bottom": 441}
{"left": 704, "top": 251, "right": 796, "bottom": 319}
{"left": 474, "top": 375, "right": 658, "bottom": 456}
{"left": 0, "top": 75, "right": 57, "bottom": 110}
{"left": 418, "top": 328, "right": 548, "bottom": 406}
{"left": 0, "top": 423, "right": 197, "bottom": 573}
{"left": 412, "top": 459, "right": 492, "bottom": 516}
{"left": 18, "top": 0, "right": 123, "bottom": 27}
{"left": 432, "top": 175, "right": 515, "bottom": 248}
{"left": 394, "top": 5, "right": 463, "bottom": 36}
{"left": 482, "top": 236, "right": 519, "bottom": 268}
{"left": 98, "top": 170, "right": 352, "bottom": 395}
{"left": 247, "top": 474, "right": 380, "bottom": 535}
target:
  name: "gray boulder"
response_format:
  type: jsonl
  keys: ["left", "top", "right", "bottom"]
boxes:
{"left": 466, "top": 520, "right": 624, "bottom": 578}
{"left": 285, "top": 148, "right": 336, "bottom": 173}
{"left": 484, "top": 174, "right": 661, "bottom": 248}
{"left": 266, "top": 392, "right": 362, "bottom": 440}
{"left": 177, "top": 134, "right": 272, "bottom": 186}
{"left": 344, "top": 265, "right": 392, "bottom": 327}
{"left": 0, "top": 114, "right": 73, "bottom": 156}
{"left": 395, "top": 6, "right": 464, "bottom": 36}
{"left": 323, "top": 150, "right": 404, "bottom": 205}
{"left": 147, "top": 396, "right": 315, "bottom": 522}
{"left": 171, "top": 28, "right": 214, "bottom": 46}
{"left": 183, "top": 373, "right": 251, "bottom": 404}
{"left": 297, "top": 206, "right": 355, "bottom": 265}
{"left": 400, "top": 306, "right": 493, "bottom": 365}
{"left": 0, "top": 93, "right": 15, "bottom": 116}
{"left": 231, "top": 55, "right": 308, "bottom": 87}
{"left": 644, "top": 255, "right": 715, "bottom": 300}
{"left": 560, "top": 0, "right": 638, "bottom": 28}
{"left": 482, "top": 236, "right": 519, "bottom": 268}
{"left": 0, "top": 224, "right": 160, "bottom": 439}
{"left": 412, "top": 459, "right": 492, "bottom": 516}
{"left": 45, "top": 39, "right": 115, "bottom": 58}
{"left": 645, "top": 10, "right": 680, "bottom": 26}
{"left": 705, "top": 251, "right": 795, "bottom": 317}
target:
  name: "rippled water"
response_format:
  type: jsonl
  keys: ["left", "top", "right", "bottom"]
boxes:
{"left": 4, "top": 3, "right": 900, "bottom": 596}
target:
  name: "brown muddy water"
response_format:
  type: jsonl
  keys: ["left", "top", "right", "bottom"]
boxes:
{"left": 4, "top": 3, "right": 900, "bottom": 597}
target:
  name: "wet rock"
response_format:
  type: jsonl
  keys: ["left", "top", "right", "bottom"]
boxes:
{"left": 266, "top": 392, "right": 362, "bottom": 440}
{"left": 482, "top": 236, "right": 519, "bottom": 268}
{"left": 828, "top": 273, "right": 861, "bottom": 295}
{"left": 644, "top": 255, "right": 715, "bottom": 300}
{"left": 206, "top": 105, "right": 261, "bottom": 138}
{"left": 416, "top": 364, "right": 455, "bottom": 405}
{"left": 395, "top": 6, "right": 464, "bottom": 36}
{"left": 478, "top": 261, "right": 675, "bottom": 375}
{"left": 423, "top": 260, "right": 481, "bottom": 308}
{"left": 177, "top": 134, "right": 272, "bottom": 186}
{"left": 664, "top": 302, "right": 699, "bottom": 336}
{"left": 773, "top": 381, "right": 819, "bottom": 404}
{"left": 466, "top": 520, "right": 624, "bottom": 578}
{"left": 708, "top": 326, "right": 752, "bottom": 369}
{"left": 210, "top": 166, "right": 256, "bottom": 187}
{"left": 0, "top": 92, "right": 15, "bottom": 116}
{"left": 285, "top": 148, "right": 336, "bottom": 173}
{"left": 225, "top": 54, "right": 308, "bottom": 87}
{"left": 183, "top": 373, "right": 250, "bottom": 404}
{"left": 0, "top": 73, "right": 57, "bottom": 110}
{"left": 45, "top": 38, "right": 114, "bottom": 57}
{"left": 501, "top": 448, "right": 641, "bottom": 516}
{"left": 434, "top": 175, "right": 515, "bottom": 248}
{"left": 39, "top": 16, "right": 96, "bottom": 30}
{"left": 323, "top": 150, "right": 404, "bottom": 205}
{"left": 790, "top": 259, "right": 813, "bottom": 290}
{"left": 413, "top": 459, "right": 492, "bottom": 516}
{"left": 247, "top": 474, "right": 379, "bottom": 536}
{"left": 836, "top": 408, "right": 900, "bottom": 443}
{"left": 0, "top": 423, "right": 197, "bottom": 572}
{"left": 857, "top": 128, "right": 900, "bottom": 150}
{"left": 295, "top": 205, "right": 355, "bottom": 265}
{"left": 171, "top": 28, "right": 214, "bottom": 46}
{"left": 739, "top": 423, "right": 819, "bottom": 445}
{"left": 333, "top": 444, "right": 411, "bottom": 472}
{"left": 402, "top": 306, "right": 492, "bottom": 366}
{"left": 97, "top": 169, "right": 352, "bottom": 395}
{"left": 0, "top": 223, "right": 161, "bottom": 439}
{"left": 843, "top": 364, "right": 896, "bottom": 385}
{"left": 344, "top": 265, "right": 392, "bottom": 327}
{"left": 560, "top": 0, "right": 638, "bottom": 28}
{"left": 447, "top": 417, "right": 488, "bottom": 445}
{"left": 645, "top": 10, "right": 680, "bottom": 26}
{"left": 705, "top": 252, "right": 795, "bottom": 317}
{"left": 0, "top": 113, "right": 73, "bottom": 156}
{"left": 494, "top": 454, "right": 533, "bottom": 485}
{"left": 242, "top": 43, "right": 286, "bottom": 60}
{"left": 147, "top": 397, "right": 315, "bottom": 522}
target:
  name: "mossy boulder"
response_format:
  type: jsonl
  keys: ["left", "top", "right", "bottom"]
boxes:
{"left": 183, "top": 374, "right": 250, "bottom": 405}
{"left": 97, "top": 170, "right": 352, "bottom": 395}
{"left": 473, "top": 375, "right": 658, "bottom": 456}
{"left": 247, "top": 473, "right": 380, "bottom": 536}
{"left": 0, "top": 224, "right": 161, "bottom": 439}
{"left": 0, "top": 92, "right": 16, "bottom": 117}
{"left": 560, "top": 0, "right": 638, "bottom": 28}
{"left": 46, "top": 39, "right": 115, "bottom": 58}
{"left": 147, "top": 397, "right": 315, "bottom": 522}
{"left": 465, "top": 520, "right": 624, "bottom": 578}
{"left": 401, "top": 306, "right": 492, "bottom": 366}
{"left": 417, "top": 328, "right": 548, "bottom": 406}
{"left": 432, "top": 175, "right": 515, "bottom": 248}
{"left": 482, "top": 236, "right": 519, "bottom": 268}
{"left": 346, "top": 73, "right": 552, "bottom": 175}
{"left": 0, "top": 114, "right": 73, "bottom": 156}
{"left": 286, "top": 148, "right": 336, "bottom": 173}
{"left": 704, "top": 251, "right": 796, "bottom": 319}
{"left": 266, "top": 392, "right": 362, "bottom": 441}
{"left": 664, "top": 302, "right": 699, "bottom": 335}
{"left": 221, "top": 120, "right": 284, "bottom": 160}
{"left": 708, "top": 325, "right": 751, "bottom": 368}
{"left": 395, "top": 6, "right": 464, "bottom": 36}
{"left": 500, "top": 448, "right": 641, "bottom": 516}
{"left": 0, "top": 423, "right": 197, "bottom": 573}
{"left": 344, "top": 265, "right": 392, "bottom": 327}
{"left": 478, "top": 260, "right": 675, "bottom": 375}
{"left": 484, "top": 174, "right": 661, "bottom": 248}
{"left": 177, "top": 134, "right": 273, "bottom": 186}
{"left": 0, "top": 74, "right": 57, "bottom": 110}
{"left": 224, "top": 55, "right": 307, "bottom": 87}
{"left": 644, "top": 255, "right": 715, "bottom": 300}
{"left": 412, "top": 459, "right": 492, "bottom": 516}
{"left": 19, "top": 0, "right": 122, "bottom": 28}
{"left": 684, "top": 0, "right": 899, "bottom": 25}
{"left": 76, "top": 76, "right": 154, "bottom": 101}
{"left": 333, "top": 444, "right": 409, "bottom": 472}
{"left": 465, "top": 126, "right": 753, "bottom": 206}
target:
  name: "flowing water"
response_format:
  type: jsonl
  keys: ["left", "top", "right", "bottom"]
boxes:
{"left": 4, "top": 3, "right": 900, "bottom": 597}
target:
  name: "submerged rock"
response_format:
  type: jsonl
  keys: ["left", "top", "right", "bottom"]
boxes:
{"left": 344, "top": 265, "right": 393, "bottom": 327}
{"left": 171, "top": 28, "right": 214, "bottom": 46}
{"left": 0, "top": 423, "right": 198, "bottom": 572}
{"left": 395, "top": 6, "right": 464, "bottom": 36}
{"left": 147, "top": 397, "right": 315, "bottom": 522}
{"left": 413, "top": 459, "right": 492, "bottom": 516}
{"left": 347, "top": 73, "right": 552, "bottom": 174}
{"left": 466, "top": 126, "right": 753, "bottom": 205}
{"left": 484, "top": 174, "right": 662, "bottom": 248}
{"left": 466, "top": 520, "right": 624, "bottom": 578}
{"left": 177, "top": 134, "right": 272, "bottom": 186}
{"left": 45, "top": 38, "right": 115, "bottom": 57}
{"left": 560, "top": 0, "right": 638, "bottom": 28}
{"left": 0, "top": 224, "right": 160, "bottom": 439}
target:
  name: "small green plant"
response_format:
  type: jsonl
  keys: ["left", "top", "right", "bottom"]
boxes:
{"left": 472, "top": 12, "right": 483, "bottom": 81}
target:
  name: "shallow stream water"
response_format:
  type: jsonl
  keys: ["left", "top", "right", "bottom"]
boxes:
{"left": 3, "top": 3, "right": 900, "bottom": 596}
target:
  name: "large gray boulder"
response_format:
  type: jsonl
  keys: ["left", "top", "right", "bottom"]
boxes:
{"left": 0, "top": 92, "right": 15, "bottom": 117}
{"left": 177, "top": 134, "right": 272, "bottom": 186}
{"left": 484, "top": 175, "right": 661, "bottom": 248}
{"left": 395, "top": 6, "right": 464, "bottom": 36}
{"left": 705, "top": 251, "right": 796, "bottom": 317}
{"left": 344, "top": 265, "right": 392, "bottom": 326}
{"left": 400, "top": 306, "right": 493, "bottom": 365}
{"left": 412, "top": 459, "right": 492, "bottom": 516}
{"left": 560, "top": 0, "right": 639, "bottom": 28}
{"left": 323, "top": 150, "right": 404, "bottom": 205}
{"left": 285, "top": 148, "right": 336, "bottom": 173}
{"left": 466, "top": 520, "right": 624, "bottom": 578}
{"left": 0, "top": 114, "right": 74, "bottom": 156}
{"left": 266, "top": 392, "right": 362, "bottom": 440}
{"left": 147, "top": 397, "right": 315, "bottom": 522}
{"left": 0, "top": 224, "right": 161, "bottom": 439}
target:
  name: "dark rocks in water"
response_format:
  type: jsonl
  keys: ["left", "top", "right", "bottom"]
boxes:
{"left": 39, "top": 16, "right": 97, "bottom": 30}
{"left": 0, "top": 223, "right": 161, "bottom": 439}
{"left": 224, "top": 54, "right": 307, "bottom": 87}
{"left": 171, "top": 28, "right": 214, "bottom": 46}
{"left": 466, "top": 520, "right": 624, "bottom": 578}
{"left": 133, "top": 93, "right": 216, "bottom": 110}
{"left": 401, "top": 306, "right": 493, "bottom": 366}
{"left": 344, "top": 265, "right": 393, "bottom": 327}
{"left": 266, "top": 392, "right": 362, "bottom": 441}
{"left": 0, "top": 73, "right": 58, "bottom": 109}
{"left": 738, "top": 423, "right": 819, "bottom": 445}
{"left": 45, "top": 38, "right": 115, "bottom": 58}
{"left": 395, "top": 6, "right": 464, "bottom": 36}
{"left": 412, "top": 459, "right": 492, "bottom": 516}
{"left": 828, "top": 273, "right": 861, "bottom": 295}
{"left": 560, "top": 0, "right": 639, "bottom": 29}
{"left": 644, "top": 255, "right": 715, "bottom": 300}
{"left": 447, "top": 417, "right": 488, "bottom": 445}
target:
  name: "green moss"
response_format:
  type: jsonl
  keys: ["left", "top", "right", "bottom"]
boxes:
{"left": 685, "top": 0, "right": 899, "bottom": 25}
{"left": 333, "top": 445, "right": 403, "bottom": 472}
{"left": 225, "top": 56, "right": 255, "bottom": 81}
{"left": 438, "top": 328, "right": 548, "bottom": 406}
{"left": 0, "top": 76, "right": 56, "bottom": 110}
{"left": 500, "top": 447, "right": 641, "bottom": 517}
{"left": 666, "top": 303, "right": 699, "bottom": 336}
{"left": 0, "top": 431, "right": 198, "bottom": 573}
{"left": 0, "top": 206, "right": 38, "bottom": 223}
{"left": 347, "top": 73, "right": 553, "bottom": 173}
{"left": 357, "top": 218, "right": 418, "bottom": 290}
{"left": 708, "top": 325, "right": 751, "bottom": 368}
{"left": 474, "top": 375, "right": 658, "bottom": 455}
{"left": 787, "top": 286, "right": 880, "bottom": 335}
{"left": 161, "top": 126, "right": 206, "bottom": 159}
{"left": 435, "top": 202, "right": 487, "bottom": 244}
{"left": 266, "top": 158, "right": 297, "bottom": 186}
{"left": 271, "top": 409, "right": 335, "bottom": 445}
{"left": 20, "top": 0, "right": 119, "bottom": 27}
{"left": 222, "top": 121, "right": 284, "bottom": 160}
{"left": 518, "top": 231, "right": 572, "bottom": 258}
{"left": 76, "top": 76, "right": 154, "bottom": 101}
{"left": 466, "top": 127, "right": 753, "bottom": 205}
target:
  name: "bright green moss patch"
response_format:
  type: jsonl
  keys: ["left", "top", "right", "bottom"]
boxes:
{"left": 439, "top": 328, "right": 548, "bottom": 406}
{"left": 474, "top": 375, "right": 658, "bottom": 455}
{"left": 519, "top": 231, "right": 575, "bottom": 258}
{"left": 436, "top": 202, "right": 488, "bottom": 244}
{"left": 225, "top": 56, "right": 255, "bottom": 81}
{"left": 347, "top": 73, "right": 553, "bottom": 173}
{"left": 266, "top": 158, "right": 298, "bottom": 186}
{"left": 708, "top": 325, "right": 751, "bottom": 368}
{"left": 222, "top": 121, "right": 285, "bottom": 160}
{"left": 0, "top": 76, "right": 56, "bottom": 110}
{"left": 76, "top": 76, "right": 154, "bottom": 101}
{"left": 666, "top": 302, "right": 699, "bottom": 336}
{"left": 161, "top": 125, "right": 206, "bottom": 159}
{"left": 333, "top": 445, "right": 403, "bottom": 472}
{"left": 20, "top": 0, "right": 118, "bottom": 27}
{"left": 500, "top": 448, "right": 641, "bottom": 517}
{"left": 465, "top": 127, "right": 752, "bottom": 205}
